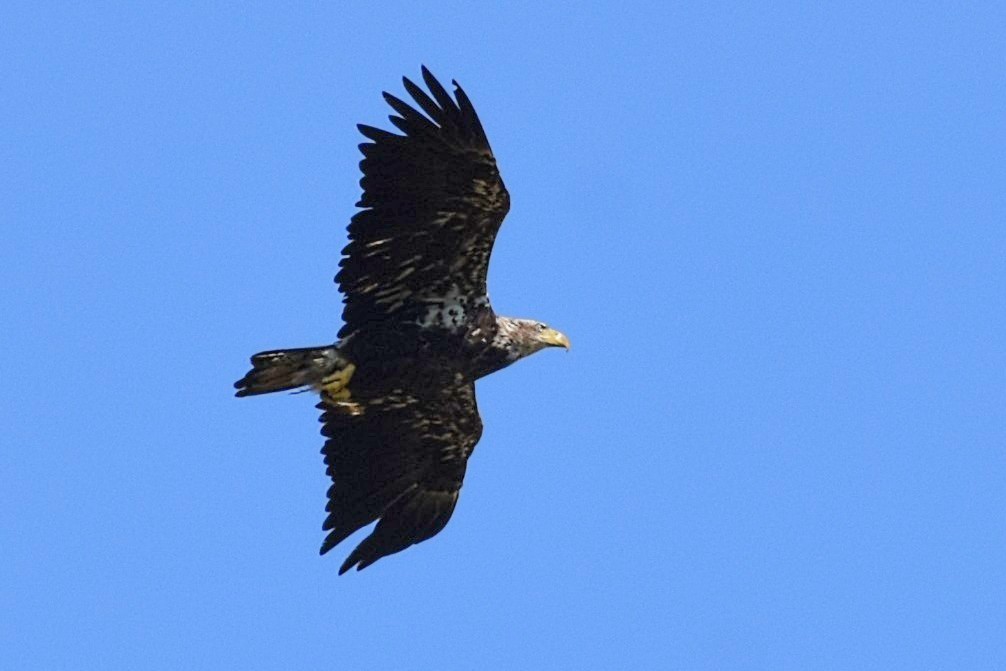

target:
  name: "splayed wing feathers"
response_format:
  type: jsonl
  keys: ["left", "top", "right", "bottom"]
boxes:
{"left": 318, "top": 380, "right": 482, "bottom": 573}
{"left": 336, "top": 68, "right": 509, "bottom": 340}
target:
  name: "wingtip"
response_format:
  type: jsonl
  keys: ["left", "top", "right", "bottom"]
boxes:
{"left": 337, "top": 542, "right": 372, "bottom": 575}
{"left": 421, "top": 66, "right": 442, "bottom": 89}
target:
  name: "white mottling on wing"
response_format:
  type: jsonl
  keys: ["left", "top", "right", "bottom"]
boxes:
{"left": 418, "top": 284, "right": 468, "bottom": 329}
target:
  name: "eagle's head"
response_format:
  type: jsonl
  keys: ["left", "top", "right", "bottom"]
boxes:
{"left": 496, "top": 316, "right": 571, "bottom": 358}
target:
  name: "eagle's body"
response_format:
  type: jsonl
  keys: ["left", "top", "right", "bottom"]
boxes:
{"left": 235, "top": 68, "right": 568, "bottom": 574}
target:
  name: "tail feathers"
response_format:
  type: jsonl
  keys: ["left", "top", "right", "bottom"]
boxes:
{"left": 234, "top": 346, "right": 341, "bottom": 397}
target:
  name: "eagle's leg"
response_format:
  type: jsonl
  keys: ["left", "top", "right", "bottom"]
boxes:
{"left": 318, "top": 362, "right": 356, "bottom": 399}
{"left": 318, "top": 363, "right": 363, "bottom": 415}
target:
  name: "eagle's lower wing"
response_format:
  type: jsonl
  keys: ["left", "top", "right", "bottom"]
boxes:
{"left": 336, "top": 66, "right": 510, "bottom": 340}
{"left": 318, "top": 378, "right": 483, "bottom": 573}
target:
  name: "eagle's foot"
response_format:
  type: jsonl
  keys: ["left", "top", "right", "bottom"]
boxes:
{"left": 319, "top": 363, "right": 356, "bottom": 397}
{"left": 318, "top": 363, "right": 362, "bottom": 415}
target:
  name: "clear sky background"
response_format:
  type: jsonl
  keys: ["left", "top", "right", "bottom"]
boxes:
{"left": 3, "top": 2, "right": 1004, "bottom": 669}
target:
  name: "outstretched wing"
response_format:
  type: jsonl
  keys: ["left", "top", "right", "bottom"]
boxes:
{"left": 318, "top": 378, "right": 483, "bottom": 573}
{"left": 336, "top": 66, "right": 510, "bottom": 340}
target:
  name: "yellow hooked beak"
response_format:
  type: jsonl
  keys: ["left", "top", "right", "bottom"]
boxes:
{"left": 539, "top": 327, "right": 571, "bottom": 350}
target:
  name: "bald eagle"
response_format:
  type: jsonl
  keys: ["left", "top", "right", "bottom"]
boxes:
{"left": 235, "top": 67, "right": 569, "bottom": 574}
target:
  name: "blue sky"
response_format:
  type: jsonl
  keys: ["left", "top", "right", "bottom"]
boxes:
{"left": 3, "top": 2, "right": 1004, "bottom": 668}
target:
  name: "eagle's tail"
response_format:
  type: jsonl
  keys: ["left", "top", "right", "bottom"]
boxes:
{"left": 234, "top": 346, "right": 344, "bottom": 397}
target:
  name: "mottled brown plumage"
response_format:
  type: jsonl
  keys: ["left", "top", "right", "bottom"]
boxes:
{"left": 235, "top": 68, "right": 568, "bottom": 574}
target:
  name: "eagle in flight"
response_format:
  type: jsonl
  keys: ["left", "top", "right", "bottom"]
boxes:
{"left": 235, "top": 67, "right": 569, "bottom": 574}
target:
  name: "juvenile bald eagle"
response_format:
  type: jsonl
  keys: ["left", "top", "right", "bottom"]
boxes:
{"left": 235, "top": 67, "right": 569, "bottom": 574}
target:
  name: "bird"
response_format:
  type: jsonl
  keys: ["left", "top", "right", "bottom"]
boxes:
{"left": 234, "top": 67, "right": 570, "bottom": 574}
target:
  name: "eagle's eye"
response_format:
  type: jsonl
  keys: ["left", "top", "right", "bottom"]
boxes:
{"left": 537, "top": 323, "right": 547, "bottom": 332}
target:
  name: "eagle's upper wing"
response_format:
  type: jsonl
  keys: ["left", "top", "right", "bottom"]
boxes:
{"left": 318, "top": 377, "right": 483, "bottom": 573}
{"left": 336, "top": 67, "right": 510, "bottom": 339}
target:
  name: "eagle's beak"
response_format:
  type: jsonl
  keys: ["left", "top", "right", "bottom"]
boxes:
{"left": 540, "top": 328, "right": 571, "bottom": 351}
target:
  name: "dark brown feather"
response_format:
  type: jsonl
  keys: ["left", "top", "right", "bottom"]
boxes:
{"left": 336, "top": 67, "right": 510, "bottom": 342}
{"left": 318, "top": 376, "right": 483, "bottom": 572}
